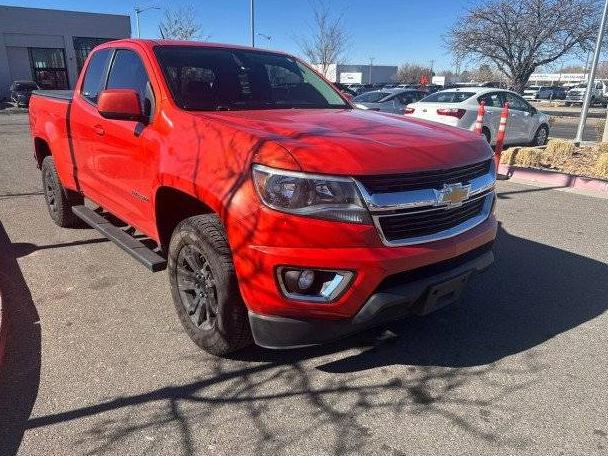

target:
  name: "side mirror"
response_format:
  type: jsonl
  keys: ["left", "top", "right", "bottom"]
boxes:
{"left": 97, "top": 89, "right": 143, "bottom": 121}
{"left": 530, "top": 106, "right": 538, "bottom": 115}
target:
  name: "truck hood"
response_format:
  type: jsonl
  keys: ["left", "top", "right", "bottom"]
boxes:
{"left": 195, "top": 109, "right": 492, "bottom": 175}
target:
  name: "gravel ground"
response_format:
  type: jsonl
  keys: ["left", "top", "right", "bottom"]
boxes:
{"left": 0, "top": 114, "right": 607, "bottom": 456}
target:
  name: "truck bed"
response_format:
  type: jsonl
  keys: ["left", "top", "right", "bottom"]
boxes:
{"left": 31, "top": 90, "right": 74, "bottom": 101}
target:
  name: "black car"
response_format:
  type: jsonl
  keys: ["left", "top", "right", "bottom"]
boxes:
{"left": 9, "top": 80, "right": 39, "bottom": 107}
{"left": 536, "top": 86, "right": 567, "bottom": 100}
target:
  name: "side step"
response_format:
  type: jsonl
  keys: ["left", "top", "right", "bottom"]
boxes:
{"left": 72, "top": 205, "right": 167, "bottom": 272}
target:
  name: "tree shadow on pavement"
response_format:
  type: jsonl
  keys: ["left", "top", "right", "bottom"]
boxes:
{"left": 18, "top": 224, "right": 607, "bottom": 455}
{"left": 0, "top": 222, "right": 42, "bottom": 456}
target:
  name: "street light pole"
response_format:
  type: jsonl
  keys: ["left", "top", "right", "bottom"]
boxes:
{"left": 134, "top": 6, "right": 160, "bottom": 39}
{"left": 250, "top": 0, "right": 255, "bottom": 47}
{"left": 575, "top": 0, "right": 608, "bottom": 144}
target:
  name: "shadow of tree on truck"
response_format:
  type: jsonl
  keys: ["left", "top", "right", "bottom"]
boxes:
{"left": 20, "top": 224, "right": 607, "bottom": 455}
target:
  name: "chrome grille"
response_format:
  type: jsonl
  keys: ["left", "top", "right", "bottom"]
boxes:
{"left": 378, "top": 194, "right": 488, "bottom": 242}
{"left": 357, "top": 159, "right": 492, "bottom": 193}
{"left": 355, "top": 160, "right": 497, "bottom": 246}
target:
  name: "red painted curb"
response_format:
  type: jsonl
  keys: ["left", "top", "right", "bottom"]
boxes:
{"left": 498, "top": 164, "right": 608, "bottom": 194}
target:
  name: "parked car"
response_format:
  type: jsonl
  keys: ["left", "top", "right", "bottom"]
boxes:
{"left": 565, "top": 81, "right": 608, "bottom": 106}
{"left": 405, "top": 88, "right": 550, "bottom": 146}
{"left": 353, "top": 88, "right": 426, "bottom": 114}
{"left": 29, "top": 39, "right": 497, "bottom": 356}
{"left": 9, "top": 80, "right": 39, "bottom": 107}
{"left": 536, "top": 86, "right": 567, "bottom": 100}
{"left": 523, "top": 85, "right": 544, "bottom": 101}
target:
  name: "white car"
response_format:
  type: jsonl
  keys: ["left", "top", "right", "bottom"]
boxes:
{"left": 405, "top": 88, "right": 551, "bottom": 146}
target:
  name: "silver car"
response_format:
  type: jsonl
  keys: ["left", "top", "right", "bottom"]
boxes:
{"left": 353, "top": 88, "right": 426, "bottom": 114}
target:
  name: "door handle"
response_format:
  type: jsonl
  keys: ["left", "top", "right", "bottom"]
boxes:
{"left": 93, "top": 125, "right": 105, "bottom": 136}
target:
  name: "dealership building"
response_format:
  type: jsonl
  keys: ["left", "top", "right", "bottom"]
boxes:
{"left": 0, "top": 5, "right": 131, "bottom": 99}
{"left": 316, "top": 63, "right": 399, "bottom": 85}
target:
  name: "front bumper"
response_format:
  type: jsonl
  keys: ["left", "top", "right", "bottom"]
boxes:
{"left": 249, "top": 242, "right": 494, "bottom": 349}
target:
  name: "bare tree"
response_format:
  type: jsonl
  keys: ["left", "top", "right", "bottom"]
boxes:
{"left": 446, "top": 0, "right": 599, "bottom": 92}
{"left": 394, "top": 64, "right": 430, "bottom": 85}
{"left": 159, "top": 4, "right": 206, "bottom": 41}
{"left": 297, "top": 1, "right": 349, "bottom": 77}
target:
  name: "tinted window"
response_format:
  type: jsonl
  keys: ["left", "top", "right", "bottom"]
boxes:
{"left": 106, "top": 49, "right": 152, "bottom": 113}
{"left": 353, "top": 91, "right": 391, "bottom": 103}
{"left": 503, "top": 92, "right": 530, "bottom": 111}
{"left": 154, "top": 46, "right": 347, "bottom": 111}
{"left": 81, "top": 49, "right": 110, "bottom": 104}
{"left": 397, "top": 91, "right": 424, "bottom": 104}
{"left": 419, "top": 91, "right": 474, "bottom": 103}
{"left": 478, "top": 92, "right": 502, "bottom": 108}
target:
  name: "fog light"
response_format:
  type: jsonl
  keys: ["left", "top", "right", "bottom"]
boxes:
{"left": 277, "top": 267, "right": 354, "bottom": 302}
{"left": 297, "top": 270, "right": 315, "bottom": 290}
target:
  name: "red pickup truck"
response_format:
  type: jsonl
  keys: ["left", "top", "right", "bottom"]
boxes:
{"left": 29, "top": 40, "right": 497, "bottom": 355}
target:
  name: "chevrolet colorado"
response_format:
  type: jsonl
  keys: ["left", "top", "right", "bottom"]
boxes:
{"left": 28, "top": 40, "right": 497, "bottom": 355}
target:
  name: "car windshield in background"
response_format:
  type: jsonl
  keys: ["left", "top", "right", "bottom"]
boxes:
{"left": 15, "top": 82, "right": 38, "bottom": 91}
{"left": 419, "top": 91, "right": 475, "bottom": 103}
{"left": 154, "top": 46, "right": 348, "bottom": 111}
{"left": 353, "top": 91, "right": 391, "bottom": 103}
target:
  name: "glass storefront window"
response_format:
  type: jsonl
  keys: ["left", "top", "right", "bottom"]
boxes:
{"left": 28, "top": 48, "right": 69, "bottom": 90}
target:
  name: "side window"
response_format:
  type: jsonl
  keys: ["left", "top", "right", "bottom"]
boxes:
{"left": 478, "top": 92, "right": 502, "bottom": 108}
{"left": 81, "top": 49, "right": 110, "bottom": 104}
{"left": 106, "top": 49, "right": 153, "bottom": 116}
{"left": 503, "top": 92, "right": 530, "bottom": 112}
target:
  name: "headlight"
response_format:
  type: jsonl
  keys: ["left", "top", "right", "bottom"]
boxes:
{"left": 252, "top": 164, "right": 371, "bottom": 224}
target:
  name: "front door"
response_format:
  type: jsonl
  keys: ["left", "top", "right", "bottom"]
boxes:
{"left": 90, "top": 48, "right": 157, "bottom": 233}
{"left": 501, "top": 92, "right": 532, "bottom": 144}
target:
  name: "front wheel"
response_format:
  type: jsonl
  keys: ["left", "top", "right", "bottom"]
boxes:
{"left": 168, "top": 214, "right": 252, "bottom": 356}
{"left": 531, "top": 125, "right": 549, "bottom": 146}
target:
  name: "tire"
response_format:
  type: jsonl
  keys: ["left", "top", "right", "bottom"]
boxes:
{"left": 41, "top": 156, "right": 83, "bottom": 227}
{"left": 168, "top": 214, "right": 252, "bottom": 355}
{"left": 564, "top": 102, "right": 571, "bottom": 107}
{"left": 531, "top": 125, "right": 549, "bottom": 146}
{"left": 481, "top": 127, "right": 491, "bottom": 144}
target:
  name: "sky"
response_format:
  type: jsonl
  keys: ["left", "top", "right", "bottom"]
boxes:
{"left": 1, "top": 0, "right": 590, "bottom": 71}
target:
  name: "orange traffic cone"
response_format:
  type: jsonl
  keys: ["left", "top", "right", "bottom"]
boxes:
{"left": 494, "top": 102, "right": 509, "bottom": 171}
{"left": 474, "top": 100, "right": 486, "bottom": 135}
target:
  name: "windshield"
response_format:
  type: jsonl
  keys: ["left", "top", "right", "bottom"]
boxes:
{"left": 353, "top": 91, "right": 390, "bottom": 103}
{"left": 154, "top": 46, "right": 348, "bottom": 111}
{"left": 15, "top": 82, "right": 38, "bottom": 91}
{"left": 419, "top": 91, "right": 474, "bottom": 103}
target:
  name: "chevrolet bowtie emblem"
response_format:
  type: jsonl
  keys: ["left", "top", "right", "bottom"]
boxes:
{"left": 435, "top": 183, "right": 471, "bottom": 207}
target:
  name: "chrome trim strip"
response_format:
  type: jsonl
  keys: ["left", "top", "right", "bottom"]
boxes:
{"left": 354, "top": 161, "right": 496, "bottom": 213}
{"left": 377, "top": 190, "right": 491, "bottom": 217}
{"left": 372, "top": 192, "right": 495, "bottom": 247}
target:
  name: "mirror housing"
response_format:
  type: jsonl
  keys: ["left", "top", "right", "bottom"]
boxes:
{"left": 97, "top": 89, "right": 143, "bottom": 121}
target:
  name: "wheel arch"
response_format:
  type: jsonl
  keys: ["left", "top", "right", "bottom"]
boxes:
{"left": 155, "top": 186, "right": 214, "bottom": 254}
{"left": 34, "top": 137, "right": 52, "bottom": 168}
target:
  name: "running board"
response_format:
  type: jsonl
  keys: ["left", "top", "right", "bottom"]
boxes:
{"left": 72, "top": 205, "right": 167, "bottom": 272}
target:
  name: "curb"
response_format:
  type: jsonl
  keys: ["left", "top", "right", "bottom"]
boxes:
{"left": 498, "top": 164, "right": 608, "bottom": 194}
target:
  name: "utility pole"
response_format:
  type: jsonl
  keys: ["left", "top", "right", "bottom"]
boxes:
{"left": 250, "top": 0, "right": 255, "bottom": 47}
{"left": 134, "top": 6, "right": 160, "bottom": 39}
{"left": 576, "top": 0, "right": 608, "bottom": 144}
{"left": 369, "top": 57, "right": 374, "bottom": 84}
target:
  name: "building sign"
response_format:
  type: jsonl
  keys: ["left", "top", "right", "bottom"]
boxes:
{"left": 530, "top": 73, "right": 589, "bottom": 82}
{"left": 339, "top": 72, "right": 362, "bottom": 84}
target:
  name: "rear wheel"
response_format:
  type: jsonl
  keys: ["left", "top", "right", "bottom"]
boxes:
{"left": 564, "top": 102, "right": 571, "bottom": 107}
{"left": 41, "top": 156, "right": 83, "bottom": 227}
{"left": 168, "top": 214, "right": 252, "bottom": 356}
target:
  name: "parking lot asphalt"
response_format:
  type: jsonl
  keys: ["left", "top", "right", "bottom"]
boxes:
{"left": 0, "top": 114, "right": 607, "bottom": 456}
